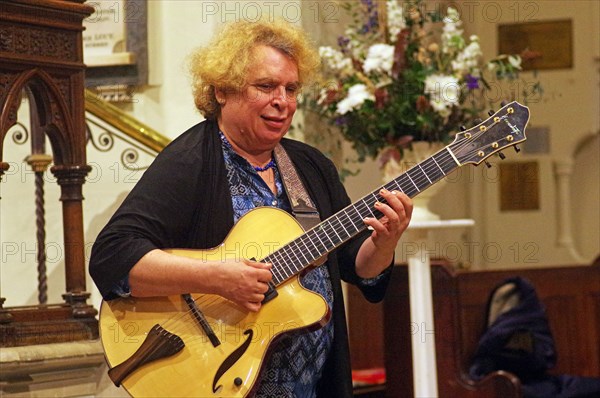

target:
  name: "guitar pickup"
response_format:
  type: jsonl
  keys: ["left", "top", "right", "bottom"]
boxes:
{"left": 248, "top": 257, "right": 279, "bottom": 305}
{"left": 262, "top": 282, "right": 278, "bottom": 304}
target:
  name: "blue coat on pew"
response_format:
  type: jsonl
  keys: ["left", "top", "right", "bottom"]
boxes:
{"left": 469, "top": 277, "right": 600, "bottom": 398}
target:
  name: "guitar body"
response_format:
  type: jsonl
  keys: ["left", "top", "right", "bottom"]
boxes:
{"left": 99, "top": 207, "right": 330, "bottom": 397}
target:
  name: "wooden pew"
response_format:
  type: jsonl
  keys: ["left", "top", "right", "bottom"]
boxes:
{"left": 381, "top": 260, "right": 600, "bottom": 397}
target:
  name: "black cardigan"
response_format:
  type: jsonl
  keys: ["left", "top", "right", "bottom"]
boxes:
{"left": 89, "top": 119, "right": 393, "bottom": 397}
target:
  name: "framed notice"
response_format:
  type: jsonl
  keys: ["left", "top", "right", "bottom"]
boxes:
{"left": 84, "top": 0, "right": 148, "bottom": 90}
{"left": 498, "top": 19, "right": 573, "bottom": 70}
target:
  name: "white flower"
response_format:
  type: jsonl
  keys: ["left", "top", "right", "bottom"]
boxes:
{"left": 442, "top": 7, "right": 464, "bottom": 53}
{"left": 363, "top": 44, "right": 395, "bottom": 75}
{"left": 452, "top": 39, "right": 482, "bottom": 74}
{"left": 424, "top": 74, "right": 461, "bottom": 117}
{"left": 387, "top": 0, "right": 405, "bottom": 43}
{"left": 429, "top": 98, "right": 451, "bottom": 117}
{"left": 336, "top": 84, "right": 374, "bottom": 115}
{"left": 443, "top": 7, "right": 461, "bottom": 26}
{"left": 316, "top": 87, "right": 331, "bottom": 106}
{"left": 319, "top": 46, "right": 353, "bottom": 74}
{"left": 508, "top": 55, "right": 522, "bottom": 69}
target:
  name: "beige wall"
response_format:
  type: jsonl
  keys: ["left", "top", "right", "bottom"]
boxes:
{"left": 1, "top": 1, "right": 598, "bottom": 310}
{"left": 467, "top": 0, "right": 599, "bottom": 268}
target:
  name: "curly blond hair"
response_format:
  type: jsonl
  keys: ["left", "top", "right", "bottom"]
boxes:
{"left": 188, "top": 19, "right": 321, "bottom": 119}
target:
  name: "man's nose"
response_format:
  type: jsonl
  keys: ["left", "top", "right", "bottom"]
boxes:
{"left": 271, "top": 86, "right": 290, "bottom": 106}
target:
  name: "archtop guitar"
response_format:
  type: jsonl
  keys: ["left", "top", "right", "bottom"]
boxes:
{"left": 99, "top": 101, "right": 530, "bottom": 397}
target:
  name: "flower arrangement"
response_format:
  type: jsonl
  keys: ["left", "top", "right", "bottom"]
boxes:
{"left": 314, "top": 0, "right": 539, "bottom": 164}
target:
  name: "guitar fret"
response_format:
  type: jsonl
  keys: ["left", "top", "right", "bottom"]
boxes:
{"left": 432, "top": 155, "right": 446, "bottom": 175}
{"left": 361, "top": 199, "right": 376, "bottom": 218}
{"left": 369, "top": 192, "right": 380, "bottom": 208}
{"left": 301, "top": 232, "right": 319, "bottom": 254}
{"left": 277, "top": 250, "right": 295, "bottom": 276}
{"left": 335, "top": 214, "right": 351, "bottom": 238}
{"left": 415, "top": 160, "right": 440, "bottom": 189}
{"left": 286, "top": 245, "right": 304, "bottom": 272}
{"left": 313, "top": 229, "right": 326, "bottom": 249}
{"left": 390, "top": 179, "right": 405, "bottom": 194}
{"left": 418, "top": 164, "right": 433, "bottom": 184}
{"left": 342, "top": 209, "right": 360, "bottom": 232}
{"left": 329, "top": 218, "right": 344, "bottom": 242}
{"left": 309, "top": 230, "right": 327, "bottom": 253}
{"left": 397, "top": 175, "right": 418, "bottom": 197}
{"left": 283, "top": 247, "right": 297, "bottom": 270}
{"left": 279, "top": 249, "right": 298, "bottom": 282}
{"left": 321, "top": 222, "right": 335, "bottom": 247}
{"left": 293, "top": 240, "right": 311, "bottom": 264}
{"left": 406, "top": 170, "right": 421, "bottom": 192}
{"left": 351, "top": 206, "right": 366, "bottom": 229}
{"left": 302, "top": 234, "right": 321, "bottom": 261}
{"left": 317, "top": 222, "right": 337, "bottom": 250}
{"left": 271, "top": 259, "right": 285, "bottom": 281}
{"left": 268, "top": 253, "right": 286, "bottom": 284}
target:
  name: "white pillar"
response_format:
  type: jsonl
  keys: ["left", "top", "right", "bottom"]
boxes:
{"left": 405, "top": 219, "right": 475, "bottom": 398}
{"left": 553, "top": 159, "right": 586, "bottom": 262}
{"left": 408, "top": 231, "right": 438, "bottom": 398}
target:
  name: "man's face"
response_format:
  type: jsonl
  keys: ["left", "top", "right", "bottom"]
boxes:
{"left": 217, "top": 45, "right": 300, "bottom": 154}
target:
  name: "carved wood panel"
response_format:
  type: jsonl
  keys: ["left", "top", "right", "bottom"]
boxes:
{"left": 0, "top": 0, "right": 97, "bottom": 347}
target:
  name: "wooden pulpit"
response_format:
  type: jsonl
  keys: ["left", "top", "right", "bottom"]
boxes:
{"left": 0, "top": 0, "right": 98, "bottom": 346}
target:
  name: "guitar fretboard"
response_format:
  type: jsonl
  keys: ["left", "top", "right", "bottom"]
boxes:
{"left": 264, "top": 147, "right": 460, "bottom": 286}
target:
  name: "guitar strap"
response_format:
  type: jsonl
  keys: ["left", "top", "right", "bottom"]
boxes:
{"left": 273, "top": 144, "right": 322, "bottom": 231}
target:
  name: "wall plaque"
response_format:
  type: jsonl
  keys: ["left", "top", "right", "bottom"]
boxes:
{"left": 83, "top": 0, "right": 148, "bottom": 98}
{"left": 499, "top": 161, "right": 540, "bottom": 211}
{"left": 498, "top": 20, "right": 573, "bottom": 70}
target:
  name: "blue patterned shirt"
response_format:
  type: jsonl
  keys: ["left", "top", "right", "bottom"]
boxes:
{"left": 220, "top": 132, "right": 334, "bottom": 398}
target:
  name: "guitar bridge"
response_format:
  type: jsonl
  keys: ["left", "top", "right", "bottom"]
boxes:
{"left": 183, "top": 293, "right": 220, "bottom": 347}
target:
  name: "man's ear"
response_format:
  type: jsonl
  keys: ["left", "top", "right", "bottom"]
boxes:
{"left": 215, "top": 87, "right": 226, "bottom": 105}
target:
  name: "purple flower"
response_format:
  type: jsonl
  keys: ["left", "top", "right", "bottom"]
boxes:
{"left": 362, "top": 0, "right": 374, "bottom": 11}
{"left": 466, "top": 74, "right": 479, "bottom": 90}
{"left": 335, "top": 116, "right": 348, "bottom": 126}
{"left": 337, "top": 36, "right": 350, "bottom": 54}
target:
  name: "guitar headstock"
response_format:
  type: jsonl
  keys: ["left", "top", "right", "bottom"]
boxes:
{"left": 449, "top": 101, "right": 530, "bottom": 166}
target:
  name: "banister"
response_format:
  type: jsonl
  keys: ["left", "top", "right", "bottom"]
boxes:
{"left": 84, "top": 89, "right": 171, "bottom": 153}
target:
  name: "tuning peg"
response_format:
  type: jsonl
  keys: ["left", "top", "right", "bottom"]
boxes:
{"left": 501, "top": 101, "right": 507, "bottom": 107}
{"left": 473, "top": 118, "right": 482, "bottom": 125}
{"left": 485, "top": 161, "right": 492, "bottom": 168}
{"left": 514, "top": 145, "right": 521, "bottom": 153}
{"left": 460, "top": 125, "right": 466, "bottom": 131}
{"left": 498, "top": 152, "right": 506, "bottom": 160}
{"left": 487, "top": 110, "right": 495, "bottom": 116}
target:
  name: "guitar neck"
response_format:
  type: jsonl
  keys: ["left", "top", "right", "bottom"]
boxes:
{"left": 265, "top": 146, "right": 461, "bottom": 285}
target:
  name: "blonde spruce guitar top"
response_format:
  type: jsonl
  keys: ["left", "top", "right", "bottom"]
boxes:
{"left": 100, "top": 207, "right": 330, "bottom": 397}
